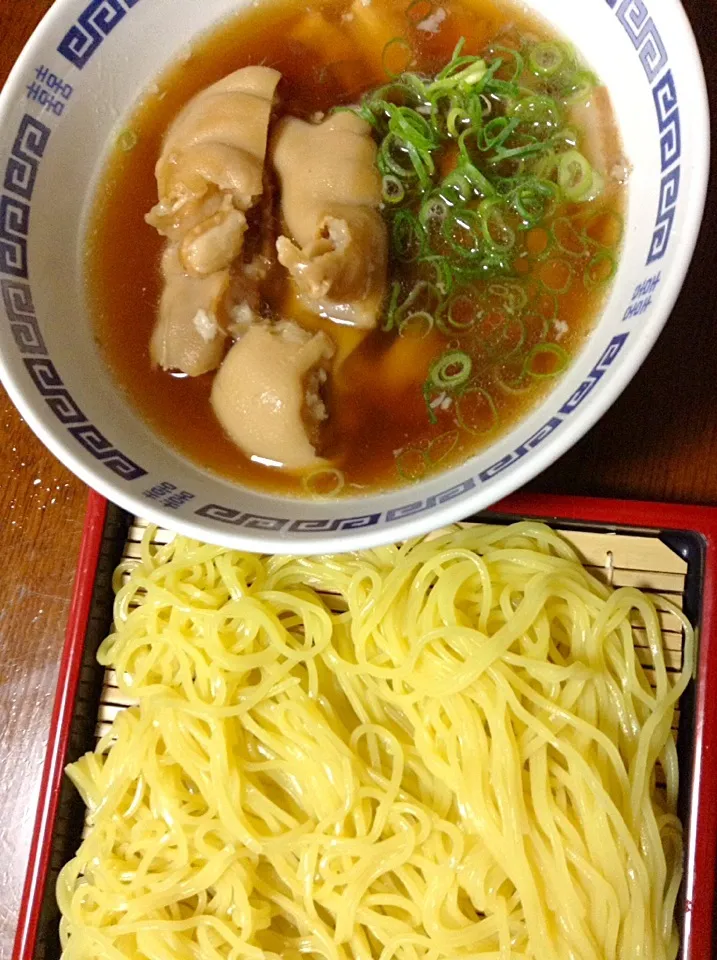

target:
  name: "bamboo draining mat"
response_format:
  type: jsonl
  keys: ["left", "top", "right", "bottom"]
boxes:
{"left": 94, "top": 518, "right": 688, "bottom": 743}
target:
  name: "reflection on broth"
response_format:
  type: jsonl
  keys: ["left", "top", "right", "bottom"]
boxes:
{"left": 87, "top": 0, "right": 627, "bottom": 498}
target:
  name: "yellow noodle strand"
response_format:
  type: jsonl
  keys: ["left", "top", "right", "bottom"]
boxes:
{"left": 58, "top": 522, "right": 692, "bottom": 960}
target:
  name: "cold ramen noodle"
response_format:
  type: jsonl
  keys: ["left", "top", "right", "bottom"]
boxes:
{"left": 59, "top": 523, "right": 690, "bottom": 959}
{"left": 88, "top": 0, "right": 627, "bottom": 497}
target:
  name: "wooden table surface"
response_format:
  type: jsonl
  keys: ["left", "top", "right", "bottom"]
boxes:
{"left": 0, "top": 0, "right": 715, "bottom": 954}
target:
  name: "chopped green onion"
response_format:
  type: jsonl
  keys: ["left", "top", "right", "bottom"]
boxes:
{"left": 451, "top": 252, "right": 512, "bottom": 284}
{"left": 442, "top": 209, "right": 483, "bottom": 259}
{"left": 557, "top": 149, "right": 594, "bottom": 201}
{"left": 366, "top": 81, "right": 420, "bottom": 106}
{"left": 487, "top": 281, "right": 529, "bottom": 315}
{"left": 509, "top": 178, "right": 558, "bottom": 227}
{"left": 533, "top": 150, "right": 560, "bottom": 181}
{"left": 528, "top": 42, "right": 567, "bottom": 77}
{"left": 395, "top": 447, "right": 428, "bottom": 481}
{"left": 302, "top": 468, "right": 346, "bottom": 497}
{"left": 496, "top": 362, "right": 532, "bottom": 394}
{"left": 392, "top": 209, "right": 425, "bottom": 261}
{"left": 478, "top": 197, "right": 516, "bottom": 251}
{"left": 486, "top": 44, "right": 524, "bottom": 84}
{"left": 584, "top": 250, "right": 617, "bottom": 288}
{"left": 525, "top": 342, "right": 570, "bottom": 378}
{"left": 383, "top": 280, "right": 403, "bottom": 332}
{"left": 381, "top": 135, "right": 431, "bottom": 184}
{"left": 510, "top": 95, "right": 563, "bottom": 139}
{"left": 481, "top": 115, "right": 520, "bottom": 150}
{"left": 561, "top": 68, "right": 598, "bottom": 103}
{"left": 379, "top": 133, "right": 416, "bottom": 178}
{"left": 428, "top": 57, "right": 489, "bottom": 95}
{"left": 362, "top": 34, "right": 618, "bottom": 342}
{"left": 388, "top": 104, "right": 439, "bottom": 151}
{"left": 419, "top": 253, "right": 455, "bottom": 293}
{"left": 582, "top": 208, "right": 624, "bottom": 248}
{"left": 403, "top": 279, "right": 442, "bottom": 314}
{"left": 430, "top": 349, "right": 473, "bottom": 390}
{"left": 382, "top": 37, "right": 414, "bottom": 79}
{"left": 427, "top": 430, "right": 460, "bottom": 463}
{"left": 551, "top": 127, "right": 579, "bottom": 151}
{"left": 419, "top": 193, "right": 450, "bottom": 229}
{"left": 446, "top": 104, "right": 470, "bottom": 138}
{"left": 490, "top": 137, "right": 546, "bottom": 162}
{"left": 455, "top": 386, "right": 499, "bottom": 434}
{"left": 374, "top": 102, "right": 442, "bottom": 187}
{"left": 399, "top": 311, "right": 435, "bottom": 338}
{"left": 552, "top": 216, "right": 591, "bottom": 257}
{"left": 432, "top": 40, "right": 489, "bottom": 88}
{"left": 538, "top": 258, "right": 575, "bottom": 294}
{"left": 382, "top": 174, "right": 406, "bottom": 204}
{"left": 388, "top": 279, "right": 442, "bottom": 332}
{"left": 443, "top": 289, "right": 480, "bottom": 331}
{"left": 423, "top": 381, "right": 439, "bottom": 424}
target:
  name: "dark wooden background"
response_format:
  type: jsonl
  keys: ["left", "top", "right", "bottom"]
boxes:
{"left": 0, "top": 0, "right": 714, "bottom": 952}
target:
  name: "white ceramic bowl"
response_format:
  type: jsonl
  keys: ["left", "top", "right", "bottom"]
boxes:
{"left": 0, "top": 0, "right": 709, "bottom": 553}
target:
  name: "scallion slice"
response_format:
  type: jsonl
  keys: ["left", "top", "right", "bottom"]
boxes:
{"left": 382, "top": 37, "right": 414, "bottom": 79}
{"left": 478, "top": 198, "right": 516, "bottom": 251}
{"left": 382, "top": 174, "right": 406, "bottom": 204}
{"left": 429, "top": 349, "right": 473, "bottom": 391}
{"left": 557, "top": 149, "right": 594, "bottom": 201}
{"left": 525, "top": 342, "right": 570, "bottom": 378}
{"left": 528, "top": 42, "right": 567, "bottom": 77}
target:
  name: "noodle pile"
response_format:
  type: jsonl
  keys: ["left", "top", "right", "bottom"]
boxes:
{"left": 57, "top": 522, "right": 692, "bottom": 960}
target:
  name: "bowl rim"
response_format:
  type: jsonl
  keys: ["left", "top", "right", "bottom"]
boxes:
{"left": 0, "top": 0, "right": 711, "bottom": 554}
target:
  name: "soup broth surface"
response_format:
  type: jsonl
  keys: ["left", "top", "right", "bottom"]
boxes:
{"left": 88, "top": 0, "right": 625, "bottom": 497}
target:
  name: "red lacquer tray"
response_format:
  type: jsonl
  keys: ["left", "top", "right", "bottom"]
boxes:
{"left": 12, "top": 491, "right": 717, "bottom": 960}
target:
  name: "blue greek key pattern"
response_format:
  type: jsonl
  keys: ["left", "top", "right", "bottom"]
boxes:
{"left": 0, "top": 195, "right": 30, "bottom": 278}
{"left": 648, "top": 166, "right": 680, "bottom": 265}
{"left": 606, "top": 0, "right": 681, "bottom": 266}
{"left": 612, "top": 0, "right": 667, "bottom": 82}
{"left": 1, "top": 118, "right": 147, "bottom": 484}
{"left": 2, "top": 279, "right": 46, "bottom": 354}
{"left": 473, "top": 335, "right": 628, "bottom": 486}
{"left": 385, "top": 480, "right": 478, "bottom": 523}
{"left": 653, "top": 71, "right": 680, "bottom": 172}
{"left": 67, "top": 423, "right": 146, "bottom": 479}
{"left": 4, "top": 116, "right": 50, "bottom": 201}
{"left": 194, "top": 504, "right": 384, "bottom": 533}
{"left": 24, "top": 358, "right": 86, "bottom": 424}
{"left": 478, "top": 418, "right": 563, "bottom": 485}
{"left": 58, "top": 0, "right": 142, "bottom": 71}
{"left": 560, "top": 334, "right": 629, "bottom": 413}
{"left": 18, "top": 358, "right": 146, "bottom": 479}
{"left": 289, "top": 516, "right": 382, "bottom": 533}
{"left": 0, "top": 113, "right": 46, "bottom": 279}
{"left": 195, "top": 505, "right": 289, "bottom": 531}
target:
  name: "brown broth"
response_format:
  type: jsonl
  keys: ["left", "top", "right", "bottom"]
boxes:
{"left": 87, "top": 0, "right": 624, "bottom": 497}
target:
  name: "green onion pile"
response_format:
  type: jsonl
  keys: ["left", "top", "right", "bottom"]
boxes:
{"left": 357, "top": 37, "right": 605, "bottom": 281}
{"left": 349, "top": 30, "right": 623, "bottom": 452}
